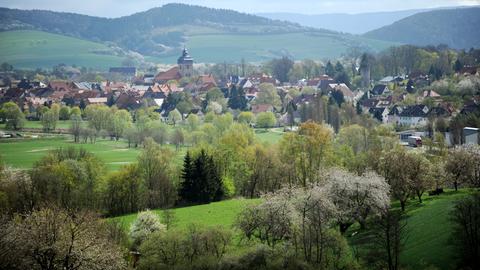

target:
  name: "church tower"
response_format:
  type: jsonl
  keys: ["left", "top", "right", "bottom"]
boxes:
{"left": 177, "top": 47, "right": 194, "bottom": 77}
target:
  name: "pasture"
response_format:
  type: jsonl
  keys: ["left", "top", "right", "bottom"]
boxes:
{"left": 0, "top": 30, "right": 124, "bottom": 69}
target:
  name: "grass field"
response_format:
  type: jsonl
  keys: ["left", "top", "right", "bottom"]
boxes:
{"left": 0, "top": 30, "right": 395, "bottom": 68}
{"left": 111, "top": 189, "right": 474, "bottom": 269}
{"left": 349, "top": 189, "right": 474, "bottom": 270}
{"left": 0, "top": 120, "right": 77, "bottom": 130}
{"left": 112, "top": 198, "right": 261, "bottom": 231}
{"left": 0, "top": 30, "right": 124, "bottom": 70}
{"left": 0, "top": 126, "right": 285, "bottom": 171}
{"left": 0, "top": 137, "right": 188, "bottom": 171}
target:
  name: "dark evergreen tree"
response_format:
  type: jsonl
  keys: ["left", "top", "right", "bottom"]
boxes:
{"left": 228, "top": 85, "right": 247, "bottom": 110}
{"left": 335, "top": 61, "right": 345, "bottom": 74}
{"left": 325, "top": 61, "right": 335, "bottom": 77}
{"left": 406, "top": 79, "right": 415, "bottom": 94}
{"left": 331, "top": 90, "right": 345, "bottom": 107}
{"left": 178, "top": 151, "right": 195, "bottom": 202}
{"left": 454, "top": 59, "right": 463, "bottom": 73}
{"left": 107, "top": 95, "right": 115, "bottom": 107}
{"left": 178, "top": 150, "right": 224, "bottom": 204}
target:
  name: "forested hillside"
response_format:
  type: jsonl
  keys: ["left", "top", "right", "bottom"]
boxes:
{"left": 364, "top": 7, "right": 480, "bottom": 49}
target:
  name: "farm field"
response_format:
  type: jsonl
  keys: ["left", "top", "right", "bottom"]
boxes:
{"left": 0, "top": 30, "right": 124, "bottom": 70}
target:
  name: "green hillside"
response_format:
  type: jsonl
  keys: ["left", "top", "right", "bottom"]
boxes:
{"left": 364, "top": 7, "right": 480, "bottom": 49}
{"left": 0, "top": 30, "right": 124, "bottom": 69}
{"left": 0, "top": 4, "right": 397, "bottom": 67}
{"left": 114, "top": 189, "right": 474, "bottom": 269}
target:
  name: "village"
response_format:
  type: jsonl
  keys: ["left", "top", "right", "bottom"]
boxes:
{"left": 1, "top": 47, "right": 479, "bottom": 147}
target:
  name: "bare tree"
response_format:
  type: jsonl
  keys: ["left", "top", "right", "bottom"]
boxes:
{"left": 0, "top": 207, "right": 127, "bottom": 270}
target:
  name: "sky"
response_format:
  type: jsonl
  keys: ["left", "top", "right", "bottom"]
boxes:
{"left": 0, "top": 0, "right": 479, "bottom": 17}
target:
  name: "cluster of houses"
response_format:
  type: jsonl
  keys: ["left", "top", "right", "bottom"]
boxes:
{"left": 1, "top": 48, "right": 479, "bottom": 137}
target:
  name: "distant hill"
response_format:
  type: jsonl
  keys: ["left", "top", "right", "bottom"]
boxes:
{"left": 258, "top": 9, "right": 432, "bottom": 34}
{"left": 364, "top": 7, "right": 480, "bottom": 49}
{"left": 0, "top": 3, "right": 395, "bottom": 67}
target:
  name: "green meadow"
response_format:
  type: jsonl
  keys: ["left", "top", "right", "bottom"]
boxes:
{"left": 349, "top": 189, "right": 474, "bottom": 270}
{"left": 110, "top": 188, "right": 473, "bottom": 270}
{"left": 111, "top": 198, "right": 261, "bottom": 231}
{"left": 0, "top": 30, "right": 124, "bottom": 70}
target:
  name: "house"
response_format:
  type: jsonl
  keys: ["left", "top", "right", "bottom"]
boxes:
{"left": 463, "top": 127, "right": 479, "bottom": 145}
{"left": 154, "top": 67, "right": 183, "bottom": 83}
{"left": 251, "top": 104, "right": 274, "bottom": 114}
{"left": 398, "top": 104, "right": 430, "bottom": 127}
{"left": 327, "top": 83, "right": 354, "bottom": 103}
{"left": 417, "top": 90, "right": 442, "bottom": 103}
{"left": 369, "top": 107, "right": 389, "bottom": 123}
{"left": 359, "top": 98, "right": 380, "bottom": 112}
{"left": 86, "top": 97, "right": 108, "bottom": 105}
{"left": 387, "top": 105, "right": 404, "bottom": 125}
{"left": 370, "top": 84, "right": 391, "bottom": 96}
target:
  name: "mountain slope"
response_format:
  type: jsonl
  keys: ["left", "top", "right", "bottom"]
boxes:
{"left": 258, "top": 9, "right": 431, "bottom": 34}
{"left": 364, "top": 7, "right": 480, "bottom": 49}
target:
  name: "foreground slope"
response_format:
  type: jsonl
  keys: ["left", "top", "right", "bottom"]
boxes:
{"left": 364, "top": 7, "right": 480, "bottom": 49}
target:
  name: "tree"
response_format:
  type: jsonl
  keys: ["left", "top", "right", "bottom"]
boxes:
{"left": 171, "top": 128, "right": 185, "bottom": 150}
{"left": 0, "top": 62, "right": 13, "bottom": 72}
{"left": 70, "top": 106, "right": 81, "bottom": 117}
{"left": 0, "top": 102, "right": 25, "bottom": 130}
{"left": 327, "top": 169, "right": 390, "bottom": 232}
{"left": 380, "top": 148, "right": 412, "bottom": 211}
{"left": 129, "top": 210, "right": 166, "bottom": 249}
{"left": 373, "top": 209, "right": 408, "bottom": 270}
{"left": 279, "top": 121, "right": 333, "bottom": 187}
{"left": 255, "top": 83, "right": 281, "bottom": 110}
{"left": 109, "top": 109, "right": 132, "bottom": 140}
{"left": 445, "top": 148, "right": 473, "bottom": 191}
{"left": 168, "top": 109, "right": 182, "bottom": 127}
{"left": 325, "top": 61, "right": 335, "bottom": 77}
{"left": 59, "top": 106, "right": 70, "bottom": 120}
{"left": 85, "top": 104, "right": 111, "bottom": 138}
{"left": 271, "top": 56, "right": 294, "bottom": 83}
{"left": 0, "top": 207, "right": 127, "bottom": 270}
{"left": 186, "top": 114, "right": 199, "bottom": 131}
{"left": 40, "top": 109, "right": 58, "bottom": 132}
{"left": 103, "top": 164, "right": 143, "bottom": 216}
{"left": 137, "top": 139, "right": 176, "bottom": 209}
{"left": 237, "top": 111, "right": 255, "bottom": 125}
{"left": 178, "top": 150, "right": 224, "bottom": 204}
{"left": 255, "top": 112, "right": 276, "bottom": 129}
{"left": 330, "top": 89, "right": 345, "bottom": 106}
{"left": 450, "top": 193, "right": 480, "bottom": 270}
{"left": 30, "top": 148, "right": 104, "bottom": 209}
{"left": 228, "top": 85, "right": 247, "bottom": 110}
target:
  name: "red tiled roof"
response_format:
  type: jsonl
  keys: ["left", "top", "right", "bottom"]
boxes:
{"left": 155, "top": 67, "right": 182, "bottom": 82}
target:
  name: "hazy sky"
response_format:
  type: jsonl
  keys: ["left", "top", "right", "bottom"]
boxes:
{"left": 1, "top": 0, "right": 479, "bottom": 17}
